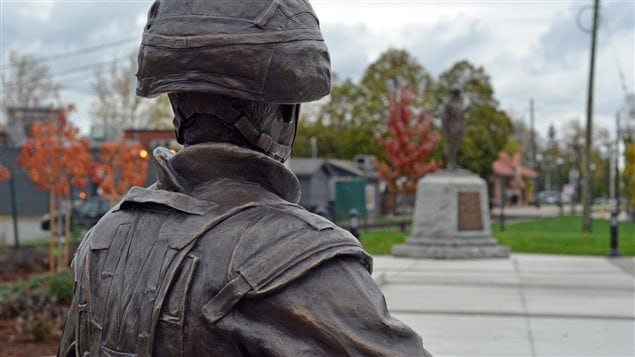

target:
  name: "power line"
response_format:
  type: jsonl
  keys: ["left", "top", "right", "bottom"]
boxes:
{"left": 600, "top": 15, "right": 631, "bottom": 96}
{"left": 2, "top": 55, "right": 129, "bottom": 90}
{"left": 1, "top": 36, "right": 138, "bottom": 70}
{"left": 49, "top": 56, "right": 129, "bottom": 77}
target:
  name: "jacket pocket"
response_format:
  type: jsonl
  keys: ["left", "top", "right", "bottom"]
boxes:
{"left": 101, "top": 345, "right": 136, "bottom": 357}
{"left": 155, "top": 254, "right": 199, "bottom": 357}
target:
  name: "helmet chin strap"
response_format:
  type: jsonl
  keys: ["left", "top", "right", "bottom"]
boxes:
{"left": 169, "top": 93, "right": 296, "bottom": 162}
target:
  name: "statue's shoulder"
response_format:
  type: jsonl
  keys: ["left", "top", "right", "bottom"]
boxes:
{"left": 201, "top": 202, "right": 373, "bottom": 324}
{"left": 225, "top": 202, "right": 372, "bottom": 281}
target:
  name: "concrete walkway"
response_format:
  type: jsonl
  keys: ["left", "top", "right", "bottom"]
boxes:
{"left": 0, "top": 217, "right": 47, "bottom": 246}
{"left": 490, "top": 204, "right": 632, "bottom": 222}
{"left": 373, "top": 254, "right": 635, "bottom": 357}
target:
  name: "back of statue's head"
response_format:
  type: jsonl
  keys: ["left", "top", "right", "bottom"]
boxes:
{"left": 136, "top": 0, "right": 331, "bottom": 103}
{"left": 136, "top": 0, "right": 331, "bottom": 161}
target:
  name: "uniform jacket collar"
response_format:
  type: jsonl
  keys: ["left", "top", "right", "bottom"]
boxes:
{"left": 153, "top": 143, "right": 301, "bottom": 204}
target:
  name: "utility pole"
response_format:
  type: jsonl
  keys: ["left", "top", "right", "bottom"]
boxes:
{"left": 581, "top": 0, "right": 600, "bottom": 233}
{"left": 615, "top": 111, "right": 621, "bottom": 213}
{"left": 530, "top": 98, "right": 538, "bottom": 207}
{"left": 530, "top": 99, "right": 536, "bottom": 167}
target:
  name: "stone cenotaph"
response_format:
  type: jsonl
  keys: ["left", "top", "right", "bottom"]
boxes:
{"left": 392, "top": 87, "right": 510, "bottom": 259}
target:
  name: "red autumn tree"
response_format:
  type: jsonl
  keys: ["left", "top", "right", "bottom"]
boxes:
{"left": 0, "top": 165, "right": 11, "bottom": 183}
{"left": 96, "top": 138, "right": 149, "bottom": 206}
{"left": 18, "top": 105, "right": 95, "bottom": 272}
{"left": 375, "top": 87, "right": 441, "bottom": 195}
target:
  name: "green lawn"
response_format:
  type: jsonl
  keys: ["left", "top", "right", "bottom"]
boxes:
{"left": 359, "top": 228, "right": 408, "bottom": 255}
{"left": 11, "top": 217, "right": 634, "bottom": 257}
{"left": 358, "top": 216, "right": 634, "bottom": 256}
{"left": 492, "top": 216, "right": 634, "bottom": 256}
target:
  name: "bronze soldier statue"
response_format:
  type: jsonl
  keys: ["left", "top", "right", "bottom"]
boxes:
{"left": 58, "top": 1, "right": 429, "bottom": 356}
{"left": 442, "top": 86, "right": 465, "bottom": 169}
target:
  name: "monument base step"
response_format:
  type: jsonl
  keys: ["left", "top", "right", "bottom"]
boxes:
{"left": 392, "top": 242, "right": 510, "bottom": 259}
{"left": 406, "top": 237, "right": 499, "bottom": 246}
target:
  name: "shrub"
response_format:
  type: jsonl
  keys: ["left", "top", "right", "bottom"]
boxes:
{"left": 0, "top": 270, "right": 74, "bottom": 341}
{"left": 14, "top": 294, "right": 65, "bottom": 342}
{"left": 46, "top": 270, "right": 74, "bottom": 303}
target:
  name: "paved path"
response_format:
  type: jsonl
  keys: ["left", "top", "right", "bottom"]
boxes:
{"left": 373, "top": 254, "right": 635, "bottom": 357}
{"left": 490, "top": 204, "right": 632, "bottom": 222}
{"left": 0, "top": 217, "right": 47, "bottom": 245}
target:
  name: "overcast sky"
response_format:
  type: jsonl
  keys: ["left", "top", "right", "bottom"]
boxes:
{"left": 1, "top": 0, "right": 634, "bottom": 143}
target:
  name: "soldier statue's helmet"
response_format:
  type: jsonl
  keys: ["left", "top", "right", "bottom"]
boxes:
{"left": 136, "top": 0, "right": 332, "bottom": 161}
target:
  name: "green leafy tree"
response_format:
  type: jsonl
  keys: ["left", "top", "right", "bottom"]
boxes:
{"left": 432, "top": 60, "right": 497, "bottom": 114}
{"left": 359, "top": 49, "right": 434, "bottom": 124}
{"left": 294, "top": 49, "right": 434, "bottom": 159}
{"left": 294, "top": 79, "right": 365, "bottom": 158}
{"left": 458, "top": 105, "right": 512, "bottom": 177}
{"left": 503, "top": 137, "right": 521, "bottom": 156}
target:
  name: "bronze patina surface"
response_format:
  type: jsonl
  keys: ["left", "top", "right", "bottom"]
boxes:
{"left": 58, "top": 1, "right": 428, "bottom": 356}
{"left": 442, "top": 87, "right": 465, "bottom": 169}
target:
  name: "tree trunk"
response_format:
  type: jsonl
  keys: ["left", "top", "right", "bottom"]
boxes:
{"left": 64, "top": 194, "right": 72, "bottom": 268}
{"left": 49, "top": 190, "right": 56, "bottom": 273}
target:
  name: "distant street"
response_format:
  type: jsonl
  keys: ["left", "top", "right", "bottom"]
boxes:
{"left": 0, "top": 217, "right": 47, "bottom": 246}
{"left": 491, "top": 204, "right": 632, "bottom": 222}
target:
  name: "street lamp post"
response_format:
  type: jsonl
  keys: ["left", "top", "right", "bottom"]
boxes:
{"left": 556, "top": 158, "right": 564, "bottom": 216}
{"left": 348, "top": 208, "right": 360, "bottom": 240}
{"left": 499, "top": 175, "right": 505, "bottom": 231}
{"left": 608, "top": 211, "right": 620, "bottom": 257}
{"left": 9, "top": 170, "right": 21, "bottom": 255}
{"left": 535, "top": 153, "right": 543, "bottom": 209}
{"left": 608, "top": 112, "right": 621, "bottom": 257}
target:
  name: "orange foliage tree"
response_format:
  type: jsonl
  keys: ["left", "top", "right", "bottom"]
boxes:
{"left": 17, "top": 105, "right": 95, "bottom": 272}
{"left": 96, "top": 139, "right": 149, "bottom": 206}
{"left": 0, "top": 165, "right": 11, "bottom": 183}
{"left": 375, "top": 87, "right": 441, "bottom": 195}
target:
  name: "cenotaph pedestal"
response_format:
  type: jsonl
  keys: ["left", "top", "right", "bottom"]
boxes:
{"left": 392, "top": 169, "right": 510, "bottom": 259}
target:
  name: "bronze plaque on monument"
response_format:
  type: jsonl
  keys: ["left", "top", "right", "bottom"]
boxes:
{"left": 458, "top": 192, "right": 483, "bottom": 231}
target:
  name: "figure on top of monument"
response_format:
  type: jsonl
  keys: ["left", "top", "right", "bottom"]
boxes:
{"left": 442, "top": 86, "right": 465, "bottom": 169}
{"left": 58, "top": 1, "right": 429, "bottom": 356}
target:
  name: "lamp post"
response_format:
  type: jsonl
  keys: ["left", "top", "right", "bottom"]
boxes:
{"left": 590, "top": 163, "right": 597, "bottom": 203}
{"left": 348, "top": 208, "right": 360, "bottom": 240}
{"left": 535, "top": 153, "right": 543, "bottom": 208}
{"left": 608, "top": 113, "right": 621, "bottom": 257}
{"left": 556, "top": 158, "right": 564, "bottom": 216}
{"left": 599, "top": 144, "right": 611, "bottom": 204}
{"left": 608, "top": 211, "right": 620, "bottom": 257}
{"left": 9, "top": 170, "right": 20, "bottom": 254}
{"left": 569, "top": 168, "right": 580, "bottom": 215}
{"left": 499, "top": 175, "right": 506, "bottom": 231}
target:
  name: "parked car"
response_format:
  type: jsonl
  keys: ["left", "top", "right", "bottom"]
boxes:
{"left": 41, "top": 197, "right": 110, "bottom": 233}
{"left": 537, "top": 190, "right": 562, "bottom": 205}
{"left": 591, "top": 197, "right": 609, "bottom": 206}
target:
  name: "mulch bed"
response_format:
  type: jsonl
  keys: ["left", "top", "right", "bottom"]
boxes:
{"left": 0, "top": 246, "right": 51, "bottom": 283}
{"left": 1, "top": 245, "right": 75, "bottom": 356}
{"left": 0, "top": 317, "right": 61, "bottom": 357}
